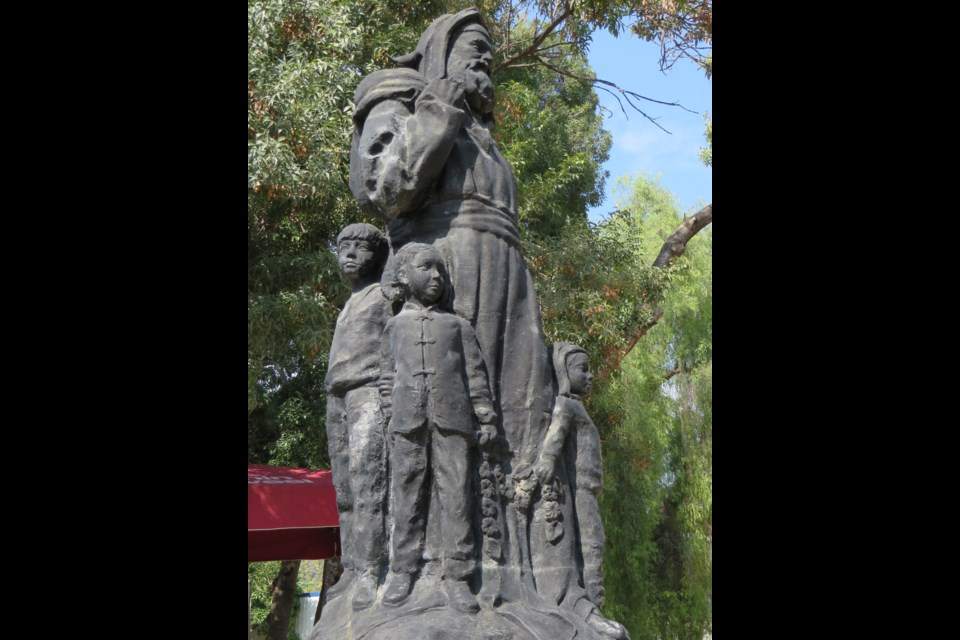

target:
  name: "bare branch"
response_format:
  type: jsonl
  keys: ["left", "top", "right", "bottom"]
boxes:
{"left": 595, "top": 84, "right": 628, "bottom": 118}
{"left": 534, "top": 56, "right": 674, "bottom": 133}
{"left": 620, "top": 87, "right": 698, "bottom": 114}
{"left": 652, "top": 204, "right": 713, "bottom": 268}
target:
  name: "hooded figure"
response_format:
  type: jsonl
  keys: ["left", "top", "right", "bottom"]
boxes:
{"left": 391, "top": 9, "right": 495, "bottom": 116}
{"left": 551, "top": 343, "right": 589, "bottom": 397}
{"left": 530, "top": 343, "right": 629, "bottom": 638}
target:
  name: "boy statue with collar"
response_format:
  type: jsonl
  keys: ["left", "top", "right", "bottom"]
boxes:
{"left": 378, "top": 242, "right": 498, "bottom": 612}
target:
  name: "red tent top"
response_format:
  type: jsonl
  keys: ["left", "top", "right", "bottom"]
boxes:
{"left": 248, "top": 464, "right": 341, "bottom": 562}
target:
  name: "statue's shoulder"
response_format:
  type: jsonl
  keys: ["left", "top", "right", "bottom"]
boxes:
{"left": 555, "top": 394, "right": 586, "bottom": 415}
{"left": 353, "top": 68, "right": 426, "bottom": 126}
{"left": 441, "top": 308, "right": 469, "bottom": 326}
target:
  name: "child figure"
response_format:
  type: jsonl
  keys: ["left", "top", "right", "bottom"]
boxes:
{"left": 535, "top": 343, "right": 606, "bottom": 608}
{"left": 378, "top": 242, "right": 498, "bottom": 613}
{"left": 324, "top": 223, "right": 394, "bottom": 610}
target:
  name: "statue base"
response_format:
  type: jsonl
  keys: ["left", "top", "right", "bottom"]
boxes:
{"left": 307, "top": 561, "right": 624, "bottom": 640}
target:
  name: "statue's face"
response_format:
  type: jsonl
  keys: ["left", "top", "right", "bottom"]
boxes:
{"left": 399, "top": 249, "right": 446, "bottom": 304}
{"left": 447, "top": 23, "right": 495, "bottom": 114}
{"left": 337, "top": 238, "right": 378, "bottom": 282}
{"left": 566, "top": 352, "right": 593, "bottom": 396}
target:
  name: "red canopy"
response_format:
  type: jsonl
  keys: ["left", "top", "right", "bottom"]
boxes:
{"left": 248, "top": 464, "right": 341, "bottom": 562}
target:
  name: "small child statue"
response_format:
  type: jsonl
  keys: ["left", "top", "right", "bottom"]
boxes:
{"left": 535, "top": 343, "right": 624, "bottom": 640}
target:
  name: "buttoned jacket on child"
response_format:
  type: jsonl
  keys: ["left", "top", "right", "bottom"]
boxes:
{"left": 379, "top": 301, "right": 494, "bottom": 435}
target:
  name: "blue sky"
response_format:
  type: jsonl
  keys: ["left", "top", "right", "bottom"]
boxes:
{"left": 585, "top": 30, "right": 712, "bottom": 221}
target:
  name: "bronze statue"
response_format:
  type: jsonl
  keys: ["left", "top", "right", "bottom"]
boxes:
{"left": 313, "top": 9, "right": 629, "bottom": 639}
{"left": 324, "top": 223, "right": 392, "bottom": 611}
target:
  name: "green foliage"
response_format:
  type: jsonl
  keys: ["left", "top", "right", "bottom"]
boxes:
{"left": 248, "top": 561, "right": 329, "bottom": 637}
{"left": 518, "top": 172, "right": 712, "bottom": 640}
{"left": 590, "top": 341, "right": 671, "bottom": 634}
{"left": 526, "top": 218, "right": 667, "bottom": 373}
{"left": 590, "top": 174, "right": 712, "bottom": 640}
{"left": 525, "top": 174, "right": 683, "bottom": 380}
{"left": 494, "top": 26, "right": 612, "bottom": 236}
{"left": 247, "top": 562, "right": 304, "bottom": 640}
{"left": 248, "top": 561, "right": 281, "bottom": 629}
{"left": 476, "top": 1, "right": 711, "bottom": 75}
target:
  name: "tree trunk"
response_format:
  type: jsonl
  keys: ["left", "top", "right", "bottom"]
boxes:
{"left": 315, "top": 555, "right": 343, "bottom": 624}
{"left": 265, "top": 559, "right": 301, "bottom": 640}
{"left": 652, "top": 204, "right": 712, "bottom": 268}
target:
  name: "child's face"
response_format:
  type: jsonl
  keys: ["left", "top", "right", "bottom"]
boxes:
{"left": 337, "top": 238, "right": 378, "bottom": 282}
{"left": 400, "top": 250, "right": 445, "bottom": 304}
{"left": 566, "top": 352, "right": 593, "bottom": 395}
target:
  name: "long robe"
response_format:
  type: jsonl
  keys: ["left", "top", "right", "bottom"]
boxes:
{"left": 350, "top": 72, "right": 554, "bottom": 470}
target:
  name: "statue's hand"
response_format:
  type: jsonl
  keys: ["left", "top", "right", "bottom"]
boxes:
{"left": 477, "top": 423, "right": 498, "bottom": 449}
{"left": 425, "top": 77, "right": 466, "bottom": 110}
{"left": 535, "top": 456, "right": 556, "bottom": 485}
{"left": 475, "top": 406, "right": 496, "bottom": 425}
{"left": 511, "top": 469, "right": 538, "bottom": 512}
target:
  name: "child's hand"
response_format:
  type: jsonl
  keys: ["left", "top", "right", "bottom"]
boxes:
{"left": 511, "top": 468, "right": 538, "bottom": 512}
{"left": 535, "top": 456, "right": 556, "bottom": 485}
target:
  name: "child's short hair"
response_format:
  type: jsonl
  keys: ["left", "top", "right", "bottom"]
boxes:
{"left": 393, "top": 242, "right": 443, "bottom": 276}
{"left": 336, "top": 223, "right": 388, "bottom": 261}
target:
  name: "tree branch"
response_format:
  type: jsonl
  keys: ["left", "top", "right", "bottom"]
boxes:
{"left": 652, "top": 204, "right": 713, "bottom": 268}
{"left": 611, "top": 204, "right": 712, "bottom": 369}
{"left": 595, "top": 84, "right": 629, "bottom": 118}
{"left": 497, "top": 62, "right": 541, "bottom": 69}
{"left": 599, "top": 307, "right": 665, "bottom": 378}
{"left": 491, "top": 5, "right": 700, "bottom": 130}
{"left": 625, "top": 307, "right": 665, "bottom": 358}
{"left": 493, "top": 5, "right": 572, "bottom": 75}
{"left": 537, "top": 41, "right": 578, "bottom": 53}
{"left": 534, "top": 56, "right": 678, "bottom": 133}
